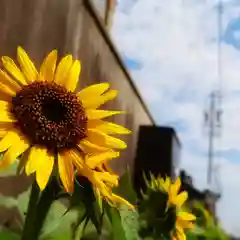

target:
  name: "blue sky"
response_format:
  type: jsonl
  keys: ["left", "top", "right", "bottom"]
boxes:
{"left": 123, "top": 56, "right": 143, "bottom": 70}
{"left": 112, "top": 0, "right": 240, "bottom": 236}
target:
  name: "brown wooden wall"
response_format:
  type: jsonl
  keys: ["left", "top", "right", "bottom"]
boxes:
{"left": 0, "top": 0, "right": 154, "bottom": 202}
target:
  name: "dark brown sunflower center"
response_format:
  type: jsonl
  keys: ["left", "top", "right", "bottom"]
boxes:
{"left": 11, "top": 82, "right": 87, "bottom": 152}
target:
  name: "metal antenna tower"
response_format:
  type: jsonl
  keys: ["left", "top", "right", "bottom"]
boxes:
{"left": 204, "top": 92, "right": 222, "bottom": 185}
{"left": 204, "top": 0, "right": 223, "bottom": 188}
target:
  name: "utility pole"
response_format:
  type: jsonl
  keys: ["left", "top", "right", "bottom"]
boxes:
{"left": 204, "top": 91, "right": 222, "bottom": 185}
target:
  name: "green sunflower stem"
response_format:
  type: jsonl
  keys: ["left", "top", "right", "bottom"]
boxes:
{"left": 21, "top": 176, "right": 60, "bottom": 240}
{"left": 33, "top": 176, "right": 60, "bottom": 239}
{"left": 21, "top": 179, "right": 40, "bottom": 240}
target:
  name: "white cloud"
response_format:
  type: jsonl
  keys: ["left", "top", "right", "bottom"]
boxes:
{"left": 112, "top": 0, "right": 240, "bottom": 236}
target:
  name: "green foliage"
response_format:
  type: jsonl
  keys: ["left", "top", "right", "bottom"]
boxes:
{"left": 69, "top": 176, "right": 105, "bottom": 235}
{"left": 40, "top": 202, "right": 79, "bottom": 240}
{"left": 113, "top": 168, "right": 137, "bottom": 205}
{"left": 110, "top": 169, "right": 139, "bottom": 240}
{"left": 138, "top": 187, "right": 174, "bottom": 240}
{"left": 79, "top": 169, "right": 140, "bottom": 240}
{"left": 0, "top": 188, "right": 30, "bottom": 238}
{"left": 17, "top": 189, "right": 31, "bottom": 221}
{"left": 105, "top": 203, "right": 139, "bottom": 240}
{"left": 0, "top": 169, "right": 140, "bottom": 240}
{"left": 0, "top": 228, "right": 20, "bottom": 240}
{"left": 0, "top": 167, "right": 231, "bottom": 240}
{"left": 187, "top": 201, "right": 230, "bottom": 240}
{"left": 119, "top": 205, "right": 139, "bottom": 240}
{"left": 106, "top": 205, "right": 128, "bottom": 240}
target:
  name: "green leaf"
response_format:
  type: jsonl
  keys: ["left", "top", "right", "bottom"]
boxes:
{"left": 0, "top": 187, "right": 31, "bottom": 219}
{"left": 0, "top": 228, "right": 20, "bottom": 240}
{"left": 190, "top": 225, "right": 206, "bottom": 236}
{"left": 0, "top": 185, "right": 31, "bottom": 222}
{"left": 17, "top": 189, "right": 31, "bottom": 220}
{"left": 186, "top": 231, "right": 199, "bottom": 240}
{"left": 0, "top": 189, "right": 30, "bottom": 234}
{"left": 113, "top": 168, "right": 137, "bottom": 205}
{"left": 107, "top": 169, "right": 139, "bottom": 240}
{"left": 119, "top": 205, "right": 139, "bottom": 240}
{"left": 70, "top": 177, "right": 104, "bottom": 234}
{"left": 106, "top": 206, "right": 127, "bottom": 240}
{"left": 40, "top": 201, "right": 79, "bottom": 240}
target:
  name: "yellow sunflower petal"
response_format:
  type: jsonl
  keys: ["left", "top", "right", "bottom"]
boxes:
{"left": 81, "top": 90, "right": 118, "bottom": 109}
{"left": 0, "top": 130, "right": 21, "bottom": 152}
{"left": 177, "top": 211, "right": 196, "bottom": 221}
{"left": 17, "top": 46, "right": 38, "bottom": 83}
{"left": 0, "top": 70, "right": 21, "bottom": 92}
{"left": 39, "top": 50, "right": 58, "bottom": 82}
{"left": 0, "top": 100, "right": 10, "bottom": 109}
{"left": 0, "top": 137, "right": 29, "bottom": 168}
{"left": 0, "top": 106, "right": 15, "bottom": 123}
{"left": 25, "top": 148, "right": 37, "bottom": 176}
{"left": 77, "top": 83, "right": 110, "bottom": 101}
{"left": 176, "top": 223, "right": 186, "bottom": 240}
{"left": 54, "top": 54, "right": 72, "bottom": 87}
{"left": 95, "top": 171, "right": 119, "bottom": 186}
{"left": 76, "top": 162, "right": 115, "bottom": 200}
{"left": 86, "top": 109, "right": 123, "bottom": 120}
{"left": 111, "top": 193, "right": 135, "bottom": 209}
{"left": 172, "top": 191, "right": 188, "bottom": 207}
{"left": 88, "top": 120, "right": 131, "bottom": 135}
{"left": 65, "top": 60, "right": 81, "bottom": 92}
{"left": 35, "top": 151, "right": 54, "bottom": 191}
{"left": 85, "top": 151, "right": 119, "bottom": 169}
{"left": 78, "top": 139, "right": 110, "bottom": 154}
{"left": 67, "top": 149, "right": 85, "bottom": 170}
{"left": 0, "top": 82, "right": 16, "bottom": 98}
{"left": 2, "top": 56, "right": 27, "bottom": 85}
{"left": 160, "top": 177, "right": 171, "bottom": 192}
{"left": 87, "top": 129, "right": 127, "bottom": 149}
{"left": 25, "top": 147, "right": 49, "bottom": 176}
{"left": 170, "top": 177, "right": 181, "bottom": 197}
{"left": 177, "top": 219, "right": 195, "bottom": 229}
{"left": 58, "top": 152, "right": 74, "bottom": 192}
{"left": 91, "top": 178, "right": 112, "bottom": 198}
{"left": 175, "top": 232, "right": 186, "bottom": 240}
{"left": 0, "top": 129, "right": 7, "bottom": 138}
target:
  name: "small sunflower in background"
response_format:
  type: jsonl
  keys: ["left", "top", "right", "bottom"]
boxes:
{"left": 0, "top": 47, "right": 131, "bottom": 194}
{"left": 139, "top": 174, "right": 196, "bottom": 240}
{"left": 159, "top": 177, "right": 196, "bottom": 240}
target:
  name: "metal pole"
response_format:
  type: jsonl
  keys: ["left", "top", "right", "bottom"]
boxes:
{"left": 207, "top": 92, "right": 215, "bottom": 185}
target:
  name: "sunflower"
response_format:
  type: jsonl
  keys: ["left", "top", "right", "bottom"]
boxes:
{"left": 0, "top": 46, "right": 131, "bottom": 193}
{"left": 66, "top": 148, "right": 134, "bottom": 209}
{"left": 159, "top": 177, "right": 196, "bottom": 240}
